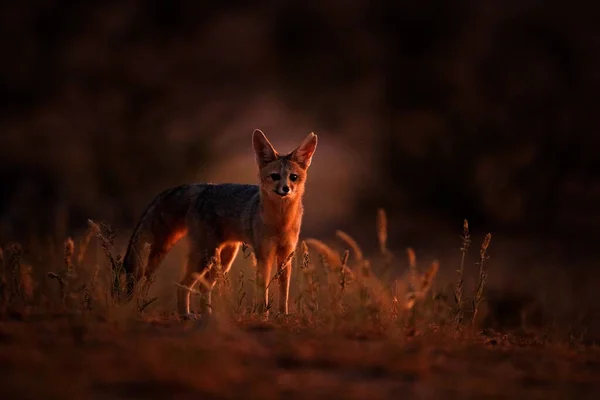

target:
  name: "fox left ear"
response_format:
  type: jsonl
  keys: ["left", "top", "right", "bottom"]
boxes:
{"left": 291, "top": 132, "right": 318, "bottom": 169}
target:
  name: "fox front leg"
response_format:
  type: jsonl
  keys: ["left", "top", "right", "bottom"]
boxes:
{"left": 277, "top": 248, "right": 294, "bottom": 315}
{"left": 255, "top": 246, "right": 275, "bottom": 317}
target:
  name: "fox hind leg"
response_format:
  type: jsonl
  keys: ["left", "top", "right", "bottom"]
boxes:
{"left": 126, "top": 227, "right": 187, "bottom": 299}
{"left": 178, "top": 245, "right": 219, "bottom": 318}
{"left": 177, "top": 242, "right": 241, "bottom": 318}
{"left": 177, "top": 250, "right": 201, "bottom": 317}
{"left": 220, "top": 243, "right": 240, "bottom": 275}
{"left": 196, "top": 243, "right": 240, "bottom": 315}
{"left": 145, "top": 228, "right": 188, "bottom": 280}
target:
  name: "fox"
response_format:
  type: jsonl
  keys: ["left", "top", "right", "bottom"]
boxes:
{"left": 118, "top": 129, "right": 318, "bottom": 319}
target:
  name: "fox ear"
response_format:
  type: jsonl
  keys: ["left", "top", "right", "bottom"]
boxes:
{"left": 252, "top": 129, "right": 278, "bottom": 168}
{"left": 291, "top": 132, "right": 318, "bottom": 169}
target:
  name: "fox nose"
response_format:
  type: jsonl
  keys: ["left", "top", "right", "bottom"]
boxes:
{"left": 282, "top": 185, "right": 290, "bottom": 194}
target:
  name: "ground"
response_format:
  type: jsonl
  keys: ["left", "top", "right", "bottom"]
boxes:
{"left": 1, "top": 220, "right": 598, "bottom": 399}
{"left": 1, "top": 313, "right": 599, "bottom": 400}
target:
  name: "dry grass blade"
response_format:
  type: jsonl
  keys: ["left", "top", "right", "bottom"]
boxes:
{"left": 339, "top": 249, "right": 351, "bottom": 293}
{"left": 407, "top": 247, "right": 417, "bottom": 270}
{"left": 301, "top": 241, "right": 309, "bottom": 267}
{"left": 88, "top": 219, "right": 125, "bottom": 299}
{"left": 136, "top": 275, "right": 158, "bottom": 314}
{"left": 481, "top": 233, "right": 492, "bottom": 255}
{"left": 80, "top": 263, "right": 101, "bottom": 312}
{"left": 406, "top": 247, "right": 418, "bottom": 289}
{"left": 335, "top": 230, "right": 364, "bottom": 261}
{"left": 377, "top": 208, "right": 388, "bottom": 255}
{"left": 138, "top": 296, "right": 158, "bottom": 313}
{"left": 305, "top": 238, "right": 342, "bottom": 270}
{"left": 297, "top": 240, "right": 319, "bottom": 318}
{"left": 47, "top": 271, "right": 67, "bottom": 304}
{"left": 77, "top": 222, "right": 100, "bottom": 266}
{"left": 177, "top": 262, "right": 221, "bottom": 314}
{"left": 454, "top": 219, "right": 471, "bottom": 327}
{"left": 472, "top": 233, "right": 492, "bottom": 327}
{"left": 340, "top": 249, "right": 349, "bottom": 269}
{"left": 421, "top": 260, "right": 439, "bottom": 294}
{"left": 187, "top": 263, "right": 215, "bottom": 292}
{"left": 404, "top": 260, "right": 440, "bottom": 310}
{"left": 175, "top": 282, "right": 203, "bottom": 296}
{"left": 64, "top": 237, "right": 75, "bottom": 272}
{"left": 241, "top": 241, "right": 258, "bottom": 268}
{"left": 356, "top": 267, "right": 395, "bottom": 313}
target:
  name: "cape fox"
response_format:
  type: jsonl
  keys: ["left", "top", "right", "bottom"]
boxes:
{"left": 120, "top": 129, "right": 318, "bottom": 319}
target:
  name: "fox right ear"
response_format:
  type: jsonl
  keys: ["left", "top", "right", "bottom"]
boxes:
{"left": 252, "top": 129, "right": 278, "bottom": 168}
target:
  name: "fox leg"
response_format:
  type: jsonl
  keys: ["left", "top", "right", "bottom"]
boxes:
{"left": 140, "top": 244, "right": 171, "bottom": 289}
{"left": 255, "top": 244, "right": 275, "bottom": 316}
{"left": 220, "top": 243, "right": 240, "bottom": 275}
{"left": 124, "top": 227, "right": 187, "bottom": 299}
{"left": 277, "top": 247, "right": 295, "bottom": 315}
{"left": 177, "top": 250, "right": 202, "bottom": 316}
{"left": 196, "top": 265, "right": 217, "bottom": 316}
{"left": 177, "top": 245, "right": 220, "bottom": 317}
{"left": 145, "top": 228, "right": 188, "bottom": 280}
{"left": 189, "top": 243, "right": 240, "bottom": 315}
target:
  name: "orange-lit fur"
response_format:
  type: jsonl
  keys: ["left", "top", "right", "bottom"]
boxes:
{"left": 120, "top": 130, "right": 318, "bottom": 319}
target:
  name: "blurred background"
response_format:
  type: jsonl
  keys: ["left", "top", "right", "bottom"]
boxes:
{"left": 1, "top": 0, "right": 599, "bottom": 323}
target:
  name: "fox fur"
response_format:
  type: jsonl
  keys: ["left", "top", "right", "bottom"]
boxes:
{"left": 120, "top": 129, "right": 318, "bottom": 318}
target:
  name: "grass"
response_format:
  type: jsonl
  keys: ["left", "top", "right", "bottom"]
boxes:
{"left": 0, "top": 210, "right": 599, "bottom": 399}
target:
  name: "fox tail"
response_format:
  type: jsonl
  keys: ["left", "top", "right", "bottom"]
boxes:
{"left": 117, "top": 185, "right": 197, "bottom": 301}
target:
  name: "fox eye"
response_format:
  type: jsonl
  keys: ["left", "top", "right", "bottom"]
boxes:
{"left": 270, "top": 173, "right": 281, "bottom": 181}
{"left": 289, "top": 174, "right": 298, "bottom": 182}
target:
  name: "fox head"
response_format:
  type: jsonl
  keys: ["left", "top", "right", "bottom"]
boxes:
{"left": 252, "top": 129, "right": 318, "bottom": 201}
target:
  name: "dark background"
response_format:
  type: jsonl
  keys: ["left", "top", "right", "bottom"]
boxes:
{"left": 1, "top": 0, "right": 599, "bottom": 309}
